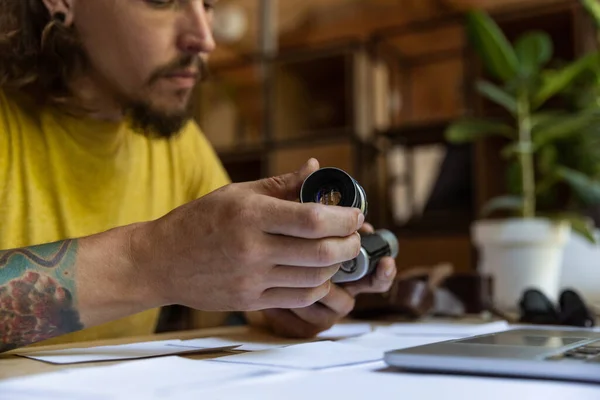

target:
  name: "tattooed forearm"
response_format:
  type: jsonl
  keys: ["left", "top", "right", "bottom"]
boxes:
{"left": 0, "top": 240, "right": 83, "bottom": 353}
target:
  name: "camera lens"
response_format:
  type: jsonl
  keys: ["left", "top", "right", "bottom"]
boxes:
{"left": 333, "top": 230, "right": 399, "bottom": 283}
{"left": 300, "top": 168, "right": 367, "bottom": 216}
{"left": 299, "top": 167, "right": 398, "bottom": 284}
{"left": 315, "top": 187, "right": 342, "bottom": 206}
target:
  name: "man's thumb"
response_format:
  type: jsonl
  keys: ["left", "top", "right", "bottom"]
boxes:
{"left": 254, "top": 158, "right": 320, "bottom": 200}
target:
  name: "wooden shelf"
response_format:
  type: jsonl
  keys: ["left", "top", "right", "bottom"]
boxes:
{"left": 216, "top": 145, "right": 265, "bottom": 162}
{"left": 392, "top": 210, "right": 474, "bottom": 237}
{"left": 378, "top": 121, "right": 452, "bottom": 147}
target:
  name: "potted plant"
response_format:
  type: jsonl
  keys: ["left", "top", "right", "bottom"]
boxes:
{"left": 553, "top": 0, "right": 600, "bottom": 304}
{"left": 445, "top": 9, "right": 600, "bottom": 312}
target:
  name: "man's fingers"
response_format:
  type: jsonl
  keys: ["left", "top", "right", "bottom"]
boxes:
{"left": 343, "top": 257, "right": 397, "bottom": 297}
{"left": 358, "top": 222, "right": 374, "bottom": 235}
{"left": 258, "top": 196, "right": 363, "bottom": 239}
{"left": 251, "top": 158, "right": 320, "bottom": 200}
{"left": 268, "top": 264, "right": 340, "bottom": 288}
{"left": 262, "top": 309, "right": 321, "bottom": 338}
{"left": 265, "top": 232, "right": 361, "bottom": 267}
{"left": 259, "top": 281, "right": 331, "bottom": 309}
{"left": 318, "top": 285, "right": 356, "bottom": 316}
{"left": 290, "top": 302, "right": 337, "bottom": 328}
{"left": 291, "top": 285, "right": 355, "bottom": 326}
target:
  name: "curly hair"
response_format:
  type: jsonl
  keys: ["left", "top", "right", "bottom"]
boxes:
{"left": 0, "top": 0, "right": 87, "bottom": 106}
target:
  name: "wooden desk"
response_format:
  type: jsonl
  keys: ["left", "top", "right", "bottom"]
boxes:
{"left": 0, "top": 325, "right": 328, "bottom": 381}
{"left": 5, "top": 319, "right": 600, "bottom": 399}
{"left": 0, "top": 316, "right": 498, "bottom": 381}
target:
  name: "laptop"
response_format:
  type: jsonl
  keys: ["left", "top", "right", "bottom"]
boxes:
{"left": 384, "top": 327, "right": 600, "bottom": 384}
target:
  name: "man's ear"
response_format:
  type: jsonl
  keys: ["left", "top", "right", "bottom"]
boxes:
{"left": 41, "top": 0, "right": 75, "bottom": 26}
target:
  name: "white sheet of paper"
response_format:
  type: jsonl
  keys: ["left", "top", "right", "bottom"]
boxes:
{"left": 0, "top": 356, "right": 288, "bottom": 400}
{"left": 339, "top": 331, "right": 458, "bottom": 352}
{"left": 212, "top": 341, "right": 383, "bottom": 370}
{"left": 316, "top": 323, "right": 372, "bottom": 339}
{"left": 376, "top": 320, "right": 510, "bottom": 337}
{"left": 17, "top": 339, "right": 238, "bottom": 364}
{"left": 184, "top": 368, "right": 600, "bottom": 400}
{"left": 175, "top": 336, "right": 313, "bottom": 352}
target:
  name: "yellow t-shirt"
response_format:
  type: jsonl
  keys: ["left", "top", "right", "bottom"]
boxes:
{"left": 0, "top": 89, "right": 231, "bottom": 345}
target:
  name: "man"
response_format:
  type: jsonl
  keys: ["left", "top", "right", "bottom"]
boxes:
{"left": 0, "top": 0, "right": 397, "bottom": 352}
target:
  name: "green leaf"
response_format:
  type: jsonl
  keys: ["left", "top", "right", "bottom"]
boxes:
{"left": 506, "top": 161, "right": 522, "bottom": 195}
{"left": 568, "top": 215, "right": 597, "bottom": 244}
{"left": 476, "top": 81, "right": 518, "bottom": 114}
{"left": 501, "top": 142, "right": 534, "bottom": 159}
{"left": 536, "top": 173, "right": 560, "bottom": 196}
{"left": 531, "top": 112, "right": 567, "bottom": 130}
{"left": 533, "top": 51, "right": 600, "bottom": 109}
{"left": 545, "top": 212, "right": 597, "bottom": 244}
{"left": 481, "top": 195, "right": 524, "bottom": 217}
{"left": 557, "top": 167, "right": 600, "bottom": 205}
{"left": 538, "top": 145, "right": 557, "bottom": 175}
{"left": 445, "top": 118, "right": 514, "bottom": 143}
{"left": 514, "top": 31, "right": 553, "bottom": 77}
{"left": 532, "top": 111, "right": 596, "bottom": 146}
{"left": 466, "top": 10, "right": 519, "bottom": 83}
{"left": 580, "top": 0, "right": 600, "bottom": 28}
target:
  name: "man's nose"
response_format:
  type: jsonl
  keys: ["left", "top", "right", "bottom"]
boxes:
{"left": 178, "top": 2, "right": 216, "bottom": 54}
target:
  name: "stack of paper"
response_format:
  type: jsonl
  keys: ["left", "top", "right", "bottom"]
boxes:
{"left": 339, "top": 331, "right": 455, "bottom": 352}
{"left": 174, "top": 335, "right": 314, "bottom": 352}
{"left": 180, "top": 368, "right": 600, "bottom": 400}
{"left": 5, "top": 320, "right": 600, "bottom": 400}
{"left": 212, "top": 341, "right": 383, "bottom": 370}
{"left": 16, "top": 339, "right": 238, "bottom": 365}
{"left": 0, "top": 356, "right": 288, "bottom": 400}
{"left": 172, "top": 323, "right": 372, "bottom": 352}
{"left": 375, "top": 320, "right": 510, "bottom": 337}
{"left": 316, "top": 323, "right": 372, "bottom": 339}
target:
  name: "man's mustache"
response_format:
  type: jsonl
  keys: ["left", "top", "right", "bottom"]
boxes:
{"left": 147, "top": 55, "right": 210, "bottom": 85}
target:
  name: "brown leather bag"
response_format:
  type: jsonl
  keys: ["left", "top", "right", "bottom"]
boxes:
{"left": 350, "top": 263, "right": 494, "bottom": 320}
{"left": 350, "top": 263, "right": 454, "bottom": 319}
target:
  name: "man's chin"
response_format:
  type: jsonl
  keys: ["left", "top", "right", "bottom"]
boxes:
{"left": 125, "top": 101, "right": 192, "bottom": 139}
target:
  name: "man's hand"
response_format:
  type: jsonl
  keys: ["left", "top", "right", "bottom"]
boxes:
{"left": 249, "top": 222, "right": 397, "bottom": 338}
{"left": 130, "top": 158, "right": 364, "bottom": 312}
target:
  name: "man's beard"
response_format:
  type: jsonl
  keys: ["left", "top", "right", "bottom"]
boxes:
{"left": 126, "top": 96, "right": 191, "bottom": 139}
{"left": 124, "top": 55, "right": 208, "bottom": 139}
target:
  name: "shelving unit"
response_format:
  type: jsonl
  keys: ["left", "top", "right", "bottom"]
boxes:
{"left": 374, "top": 0, "right": 596, "bottom": 272}
{"left": 194, "top": 38, "right": 388, "bottom": 222}
{"left": 192, "top": 0, "right": 596, "bottom": 274}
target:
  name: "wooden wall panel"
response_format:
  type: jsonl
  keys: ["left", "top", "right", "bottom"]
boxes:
{"left": 269, "top": 141, "right": 354, "bottom": 177}
{"left": 403, "top": 58, "right": 465, "bottom": 124}
{"left": 211, "top": 0, "right": 571, "bottom": 61}
{"left": 386, "top": 24, "right": 465, "bottom": 58}
{"left": 396, "top": 235, "right": 473, "bottom": 273}
{"left": 442, "top": 0, "right": 568, "bottom": 12}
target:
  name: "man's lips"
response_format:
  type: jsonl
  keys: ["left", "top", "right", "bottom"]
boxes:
{"left": 162, "top": 70, "right": 199, "bottom": 88}
{"left": 165, "top": 70, "right": 199, "bottom": 78}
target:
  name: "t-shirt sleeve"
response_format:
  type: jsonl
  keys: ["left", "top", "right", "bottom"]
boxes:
{"left": 177, "top": 120, "right": 232, "bottom": 200}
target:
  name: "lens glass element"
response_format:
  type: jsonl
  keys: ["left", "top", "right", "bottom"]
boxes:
{"left": 300, "top": 167, "right": 367, "bottom": 216}
{"left": 315, "top": 187, "right": 342, "bottom": 206}
{"left": 341, "top": 258, "right": 357, "bottom": 273}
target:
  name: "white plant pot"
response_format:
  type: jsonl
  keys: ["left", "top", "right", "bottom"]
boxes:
{"left": 472, "top": 218, "right": 571, "bottom": 312}
{"left": 560, "top": 229, "right": 600, "bottom": 306}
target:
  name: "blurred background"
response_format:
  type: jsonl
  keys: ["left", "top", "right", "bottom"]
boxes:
{"left": 165, "top": 0, "right": 600, "bottom": 330}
